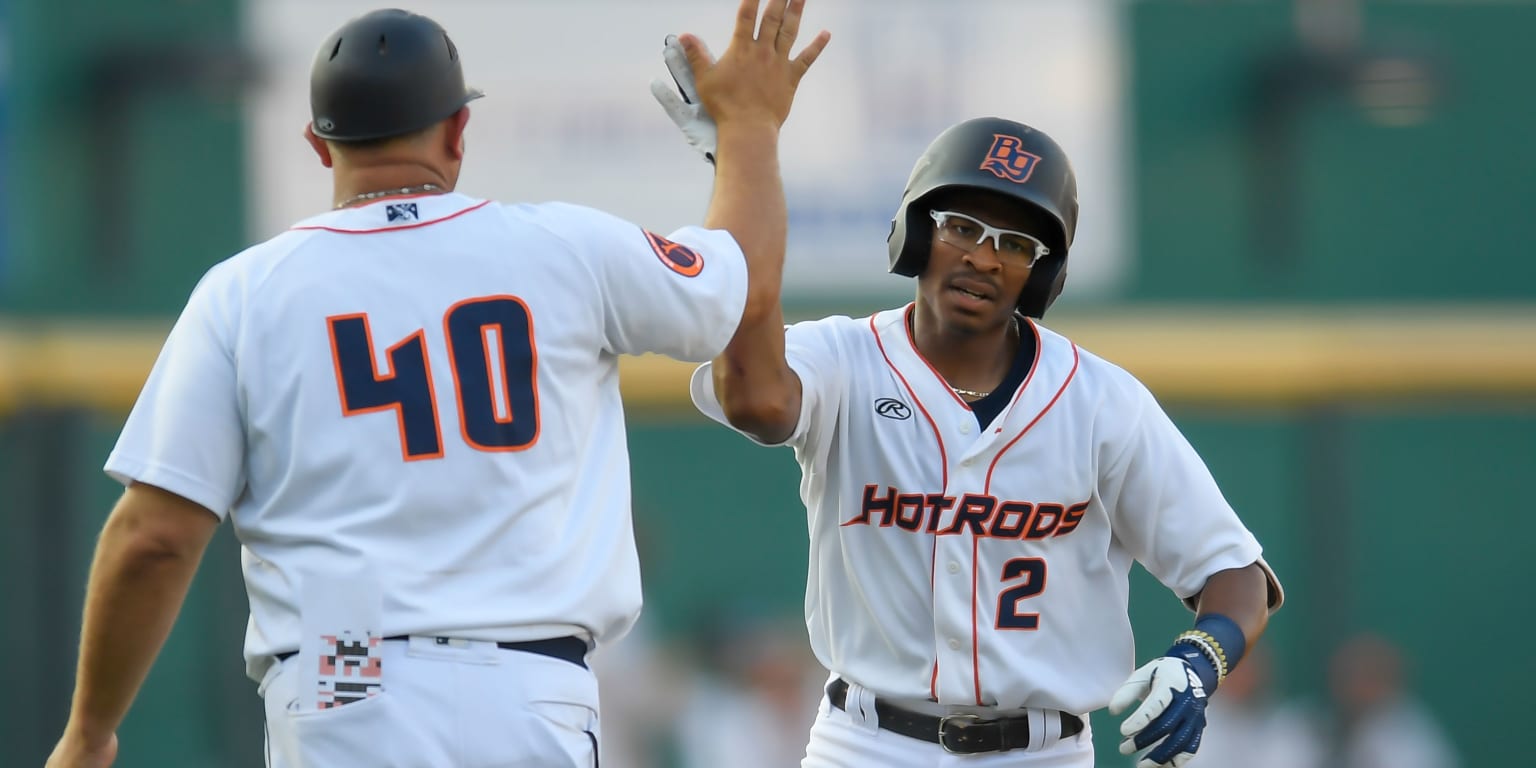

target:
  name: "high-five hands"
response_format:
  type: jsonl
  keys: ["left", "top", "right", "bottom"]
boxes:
{"left": 652, "top": 0, "right": 830, "bottom": 162}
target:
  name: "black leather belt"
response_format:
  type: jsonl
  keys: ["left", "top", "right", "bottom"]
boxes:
{"left": 827, "top": 677, "right": 1082, "bottom": 754}
{"left": 275, "top": 635, "right": 588, "bottom": 669}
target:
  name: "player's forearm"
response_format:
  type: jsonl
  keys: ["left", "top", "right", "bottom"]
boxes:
{"left": 1193, "top": 562, "right": 1270, "bottom": 646}
{"left": 703, "top": 120, "right": 800, "bottom": 441}
{"left": 712, "top": 315, "right": 799, "bottom": 443}
{"left": 64, "top": 514, "right": 208, "bottom": 741}
{"left": 705, "top": 120, "right": 787, "bottom": 328}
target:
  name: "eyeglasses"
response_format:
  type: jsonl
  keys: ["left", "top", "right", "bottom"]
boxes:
{"left": 929, "top": 210, "right": 1050, "bottom": 267}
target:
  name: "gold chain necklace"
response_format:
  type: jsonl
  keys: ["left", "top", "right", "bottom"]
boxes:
{"left": 335, "top": 183, "right": 443, "bottom": 210}
{"left": 907, "top": 312, "right": 1018, "bottom": 401}
{"left": 945, "top": 317, "right": 1021, "bottom": 400}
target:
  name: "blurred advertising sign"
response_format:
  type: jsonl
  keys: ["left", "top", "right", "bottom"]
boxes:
{"left": 247, "top": 1, "right": 1126, "bottom": 303}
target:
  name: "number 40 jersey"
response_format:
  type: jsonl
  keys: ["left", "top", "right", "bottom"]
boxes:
{"left": 107, "top": 193, "right": 747, "bottom": 682}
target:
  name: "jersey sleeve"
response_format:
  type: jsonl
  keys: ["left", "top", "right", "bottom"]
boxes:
{"left": 689, "top": 318, "right": 845, "bottom": 451}
{"left": 1099, "top": 382, "right": 1271, "bottom": 604}
{"left": 104, "top": 266, "right": 246, "bottom": 518}
{"left": 544, "top": 202, "right": 748, "bottom": 362}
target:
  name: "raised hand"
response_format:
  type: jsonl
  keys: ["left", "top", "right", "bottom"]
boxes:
{"left": 671, "top": 0, "right": 830, "bottom": 130}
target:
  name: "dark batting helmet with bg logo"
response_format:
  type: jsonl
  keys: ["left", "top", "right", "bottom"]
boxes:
{"left": 310, "top": 9, "right": 485, "bottom": 142}
{"left": 887, "top": 118, "right": 1079, "bottom": 318}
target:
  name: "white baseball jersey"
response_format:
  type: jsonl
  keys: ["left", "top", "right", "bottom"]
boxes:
{"left": 691, "top": 305, "right": 1273, "bottom": 716}
{"left": 106, "top": 192, "right": 747, "bottom": 682}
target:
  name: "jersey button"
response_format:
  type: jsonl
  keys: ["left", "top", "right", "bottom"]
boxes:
{"left": 948, "top": 638, "right": 961, "bottom": 650}
{"left": 961, "top": 458, "right": 974, "bottom": 467}
{"left": 947, "top": 561, "right": 961, "bottom": 574}
{"left": 960, "top": 422, "right": 973, "bottom": 435}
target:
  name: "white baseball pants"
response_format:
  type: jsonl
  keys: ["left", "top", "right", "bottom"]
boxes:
{"left": 261, "top": 636, "right": 599, "bottom": 768}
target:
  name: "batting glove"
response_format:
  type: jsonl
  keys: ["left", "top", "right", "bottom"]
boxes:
{"left": 649, "top": 34, "right": 717, "bottom": 164}
{"left": 1108, "top": 656, "right": 1209, "bottom": 768}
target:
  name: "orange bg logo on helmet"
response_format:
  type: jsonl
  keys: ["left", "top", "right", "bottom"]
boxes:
{"left": 980, "top": 134, "right": 1041, "bottom": 184}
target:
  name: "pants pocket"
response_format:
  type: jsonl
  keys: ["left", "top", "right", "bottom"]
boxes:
{"left": 509, "top": 701, "right": 598, "bottom": 768}
{"left": 280, "top": 695, "right": 396, "bottom": 767}
{"left": 265, "top": 657, "right": 399, "bottom": 768}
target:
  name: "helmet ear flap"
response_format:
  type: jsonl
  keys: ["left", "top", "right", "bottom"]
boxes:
{"left": 1039, "top": 261, "right": 1069, "bottom": 317}
{"left": 1015, "top": 256, "right": 1067, "bottom": 318}
{"left": 887, "top": 204, "right": 933, "bottom": 277}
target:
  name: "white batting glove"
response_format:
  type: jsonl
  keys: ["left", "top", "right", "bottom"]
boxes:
{"left": 649, "top": 34, "right": 717, "bottom": 164}
{"left": 1108, "top": 657, "right": 1209, "bottom": 768}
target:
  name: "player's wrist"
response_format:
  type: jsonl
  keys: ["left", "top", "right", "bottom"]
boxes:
{"left": 61, "top": 718, "right": 116, "bottom": 751}
{"left": 709, "top": 122, "right": 781, "bottom": 175}
{"left": 713, "top": 117, "right": 781, "bottom": 141}
{"left": 1162, "top": 613, "right": 1247, "bottom": 694}
{"left": 1164, "top": 637, "right": 1221, "bottom": 693}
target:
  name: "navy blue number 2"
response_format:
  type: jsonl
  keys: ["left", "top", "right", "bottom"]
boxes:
{"left": 995, "top": 557, "right": 1047, "bottom": 630}
{"left": 327, "top": 295, "right": 540, "bottom": 461}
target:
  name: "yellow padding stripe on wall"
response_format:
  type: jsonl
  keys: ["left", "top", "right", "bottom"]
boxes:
{"left": 3, "top": 305, "right": 1535, "bottom": 416}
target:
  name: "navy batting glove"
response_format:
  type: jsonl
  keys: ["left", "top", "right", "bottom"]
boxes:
{"left": 1108, "top": 655, "right": 1210, "bottom": 768}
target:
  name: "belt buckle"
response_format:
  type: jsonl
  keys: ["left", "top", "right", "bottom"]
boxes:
{"left": 938, "top": 713, "right": 984, "bottom": 755}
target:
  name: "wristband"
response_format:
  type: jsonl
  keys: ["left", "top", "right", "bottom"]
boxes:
{"left": 1194, "top": 613, "right": 1247, "bottom": 672}
{"left": 1164, "top": 612, "right": 1248, "bottom": 694}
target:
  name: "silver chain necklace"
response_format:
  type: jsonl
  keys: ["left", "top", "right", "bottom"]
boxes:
{"left": 335, "top": 183, "right": 443, "bottom": 210}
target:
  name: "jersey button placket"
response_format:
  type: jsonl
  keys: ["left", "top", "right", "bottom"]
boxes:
{"left": 937, "top": 437, "right": 986, "bottom": 703}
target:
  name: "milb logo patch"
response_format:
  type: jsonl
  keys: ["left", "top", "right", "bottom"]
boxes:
{"left": 386, "top": 203, "right": 420, "bottom": 223}
{"left": 645, "top": 231, "right": 704, "bottom": 277}
{"left": 980, "top": 134, "right": 1041, "bottom": 184}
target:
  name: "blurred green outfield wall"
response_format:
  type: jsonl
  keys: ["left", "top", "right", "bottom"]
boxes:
{"left": 4, "top": 2, "right": 1536, "bottom": 767}
{"left": 1121, "top": 4, "right": 1536, "bottom": 763}
{"left": 0, "top": 0, "right": 246, "bottom": 316}
{"left": 1128, "top": 1, "right": 1536, "bottom": 302}
{"left": 0, "top": 0, "right": 251, "bottom": 762}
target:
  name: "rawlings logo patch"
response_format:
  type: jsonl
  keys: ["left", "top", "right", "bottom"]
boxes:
{"left": 875, "top": 397, "right": 912, "bottom": 420}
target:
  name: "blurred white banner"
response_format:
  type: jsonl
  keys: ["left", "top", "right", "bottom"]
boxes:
{"left": 245, "top": 0, "right": 1126, "bottom": 302}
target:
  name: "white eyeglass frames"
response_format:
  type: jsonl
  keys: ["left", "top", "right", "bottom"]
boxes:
{"left": 929, "top": 210, "right": 1051, "bottom": 267}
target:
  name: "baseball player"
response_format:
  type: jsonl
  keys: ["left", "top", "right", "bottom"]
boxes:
{"left": 655, "top": 73, "right": 1283, "bottom": 765}
{"left": 45, "top": 4, "right": 828, "bottom": 767}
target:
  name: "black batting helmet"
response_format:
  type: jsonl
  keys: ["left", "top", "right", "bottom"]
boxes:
{"left": 888, "top": 117, "right": 1079, "bottom": 318}
{"left": 310, "top": 9, "right": 484, "bottom": 142}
